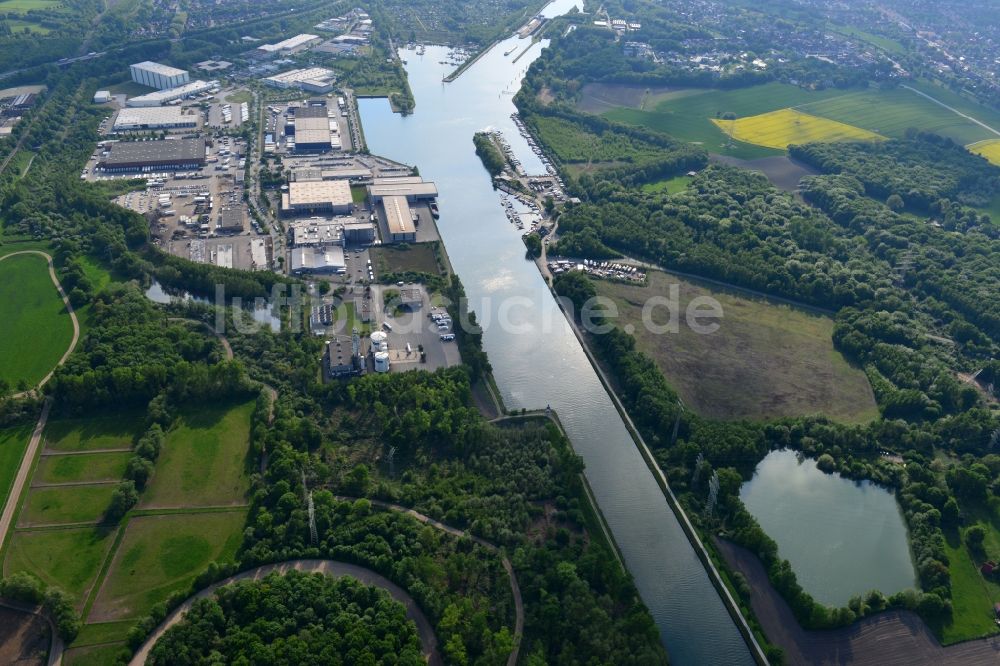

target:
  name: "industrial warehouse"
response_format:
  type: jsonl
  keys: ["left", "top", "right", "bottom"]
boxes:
{"left": 290, "top": 105, "right": 335, "bottom": 152}
{"left": 111, "top": 106, "right": 198, "bottom": 132}
{"left": 97, "top": 138, "right": 206, "bottom": 172}
{"left": 264, "top": 67, "right": 337, "bottom": 94}
{"left": 129, "top": 61, "right": 190, "bottom": 90}
{"left": 281, "top": 180, "right": 353, "bottom": 215}
{"left": 126, "top": 80, "right": 218, "bottom": 107}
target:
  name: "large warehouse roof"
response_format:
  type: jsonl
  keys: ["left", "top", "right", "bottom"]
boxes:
{"left": 113, "top": 106, "right": 192, "bottom": 130}
{"left": 101, "top": 139, "right": 205, "bottom": 166}
{"left": 382, "top": 195, "right": 415, "bottom": 236}
{"left": 287, "top": 180, "right": 352, "bottom": 207}
{"left": 131, "top": 61, "right": 187, "bottom": 78}
{"left": 368, "top": 182, "right": 439, "bottom": 199}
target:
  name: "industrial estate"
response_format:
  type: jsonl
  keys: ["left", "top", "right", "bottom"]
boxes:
{"left": 1, "top": 0, "right": 1000, "bottom": 665}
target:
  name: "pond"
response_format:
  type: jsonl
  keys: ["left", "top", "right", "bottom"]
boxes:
{"left": 740, "top": 449, "right": 917, "bottom": 606}
{"left": 145, "top": 279, "right": 281, "bottom": 332}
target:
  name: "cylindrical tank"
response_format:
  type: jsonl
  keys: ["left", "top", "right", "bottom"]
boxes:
{"left": 374, "top": 351, "right": 390, "bottom": 373}
{"left": 370, "top": 331, "right": 387, "bottom": 351}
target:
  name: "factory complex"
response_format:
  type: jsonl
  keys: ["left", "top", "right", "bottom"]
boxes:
{"left": 97, "top": 138, "right": 206, "bottom": 172}
{"left": 264, "top": 67, "right": 337, "bottom": 94}
{"left": 112, "top": 106, "right": 198, "bottom": 132}
{"left": 282, "top": 180, "right": 354, "bottom": 216}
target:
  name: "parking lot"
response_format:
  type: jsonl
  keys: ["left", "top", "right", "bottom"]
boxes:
{"left": 372, "top": 284, "right": 461, "bottom": 373}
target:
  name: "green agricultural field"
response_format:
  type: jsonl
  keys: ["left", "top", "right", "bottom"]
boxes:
{"left": 594, "top": 270, "right": 878, "bottom": 423}
{"left": 139, "top": 401, "right": 254, "bottom": 509}
{"left": 63, "top": 643, "right": 127, "bottom": 666}
{"left": 3, "top": 527, "right": 117, "bottom": 604}
{"left": 0, "top": 253, "right": 74, "bottom": 390}
{"left": 0, "top": 426, "right": 31, "bottom": 510}
{"left": 0, "top": 0, "right": 61, "bottom": 12}
{"left": 796, "top": 88, "right": 999, "bottom": 145}
{"left": 940, "top": 531, "right": 1000, "bottom": 643}
{"left": 43, "top": 413, "right": 142, "bottom": 453}
{"left": 18, "top": 484, "right": 116, "bottom": 527}
{"left": 640, "top": 174, "right": 691, "bottom": 195}
{"left": 603, "top": 82, "right": 847, "bottom": 159}
{"left": 70, "top": 621, "right": 134, "bottom": 647}
{"left": 88, "top": 511, "right": 245, "bottom": 621}
{"left": 35, "top": 452, "right": 131, "bottom": 485}
{"left": 533, "top": 114, "right": 670, "bottom": 164}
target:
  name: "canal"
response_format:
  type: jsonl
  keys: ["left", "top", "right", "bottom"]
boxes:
{"left": 358, "top": 3, "right": 754, "bottom": 663}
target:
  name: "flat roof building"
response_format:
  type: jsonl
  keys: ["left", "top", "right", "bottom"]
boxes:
{"left": 130, "top": 61, "right": 190, "bottom": 90}
{"left": 217, "top": 207, "right": 246, "bottom": 235}
{"left": 368, "top": 179, "right": 439, "bottom": 202}
{"left": 290, "top": 219, "right": 349, "bottom": 246}
{"left": 380, "top": 195, "right": 416, "bottom": 243}
{"left": 282, "top": 180, "right": 353, "bottom": 216}
{"left": 293, "top": 106, "right": 333, "bottom": 152}
{"left": 264, "top": 67, "right": 336, "bottom": 93}
{"left": 290, "top": 246, "right": 346, "bottom": 274}
{"left": 255, "top": 34, "right": 322, "bottom": 57}
{"left": 343, "top": 221, "right": 376, "bottom": 245}
{"left": 126, "top": 80, "right": 217, "bottom": 107}
{"left": 93, "top": 90, "right": 111, "bottom": 104}
{"left": 98, "top": 138, "right": 205, "bottom": 172}
{"left": 112, "top": 106, "right": 198, "bottom": 132}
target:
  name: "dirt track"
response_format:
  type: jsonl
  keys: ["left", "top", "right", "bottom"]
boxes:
{"left": 716, "top": 538, "right": 1000, "bottom": 665}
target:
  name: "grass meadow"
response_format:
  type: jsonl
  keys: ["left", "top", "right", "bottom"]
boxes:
{"left": 0, "top": 426, "right": 31, "bottom": 510}
{"left": 19, "top": 484, "right": 116, "bottom": 526}
{"left": 3, "top": 527, "right": 117, "bottom": 604}
{"left": 594, "top": 270, "right": 878, "bottom": 423}
{"left": 43, "top": 413, "right": 142, "bottom": 453}
{"left": 35, "top": 452, "right": 131, "bottom": 484}
{"left": 0, "top": 252, "right": 74, "bottom": 389}
{"left": 139, "top": 400, "right": 254, "bottom": 509}
{"left": 88, "top": 511, "right": 245, "bottom": 621}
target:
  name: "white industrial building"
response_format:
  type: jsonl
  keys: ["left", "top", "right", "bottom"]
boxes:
{"left": 255, "top": 34, "right": 322, "bottom": 57}
{"left": 367, "top": 176, "right": 439, "bottom": 202}
{"left": 379, "top": 195, "right": 417, "bottom": 243}
{"left": 290, "top": 246, "right": 346, "bottom": 274}
{"left": 130, "top": 61, "right": 190, "bottom": 90}
{"left": 264, "top": 67, "right": 336, "bottom": 94}
{"left": 126, "top": 80, "right": 218, "bottom": 107}
{"left": 281, "top": 180, "right": 353, "bottom": 216}
{"left": 112, "top": 106, "right": 197, "bottom": 131}
{"left": 93, "top": 90, "right": 111, "bottom": 104}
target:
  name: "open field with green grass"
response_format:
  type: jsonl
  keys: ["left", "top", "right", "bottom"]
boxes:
{"left": 139, "top": 401, "right": 254, "bottom": 509}
{"left": 640, "top": 174, "right": 691, "bottom": 195}
{"left": 3, "top": 527, "right": 117, "bottom": 605}
{"left": 796, "top": 88, "right": 999, "bottom": 145}
{"left": 598, "top": 81, "right": 1000, "bottom": 158}
{"left": 940, "top": 530, "right": 1000, "bottom": 644}
{"left": 0, "top": 0, "right": 61, "bottom": 11}
{"left": 88, "top": 511, "right": 245, "bottom": 621}
{"left": 18, "top": 484, "right": 116, "bottom": 526}
{"left": 43, "top": 413, "right": 142, "bottom": 453}
{"left": 70, "top": 620, "right": 134, "bottom": 648}
{"left": 0, "top": 426, "right": 31, "bottom": 510}
{"left": 602, "top": 82, "right": 847, "bottom": 158}
{"left": 371, "top": 242, "right": 444, "bottom": 277}
{"left": 594, "top": 270, "right": 878, "bottom": 422}
{"left": 64, "top": 643, "right": 127, "bottom": 666}
{"left": 0, "top": 252, "right": 74, "bottom": 389}
{"left": 35, "top": 451, "right": 131, "bottom": 484}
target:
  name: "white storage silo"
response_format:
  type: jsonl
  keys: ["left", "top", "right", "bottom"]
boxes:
{"left": 374, "top": 351, "right": 390, "bottom": 373}
{"left": 370, "top": 331, "right": 387, "bottom": 352}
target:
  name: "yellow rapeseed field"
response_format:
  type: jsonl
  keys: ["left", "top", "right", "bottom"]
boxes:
{"left": 967, "top": 139, "right": 1000, "bottom": 166}
{"left": 711, "top": 108, "right": 884, "bottom": 150}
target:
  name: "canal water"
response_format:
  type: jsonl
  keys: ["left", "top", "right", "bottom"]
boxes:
{"left": 358, "top": 2, "right": 754, "bottom": 663}
{"left": 740, "top": 450, "right": 916, "bottom": 607}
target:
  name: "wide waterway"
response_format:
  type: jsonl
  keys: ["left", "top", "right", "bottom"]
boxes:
{"left": 358, "top": 2, "right": 754, "bottom": 663}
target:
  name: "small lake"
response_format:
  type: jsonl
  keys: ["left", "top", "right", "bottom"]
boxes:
{"left": 145, "top": 279, "right": 281, "bottom": 332}
{"left": 740, "top": 449, "right": 916, "bottom": 606}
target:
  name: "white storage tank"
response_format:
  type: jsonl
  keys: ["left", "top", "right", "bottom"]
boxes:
{"left": 370, "top": 331, "right": 387, "bottom": 352}
{"left": 374, "top": 351, "right": 390, "bottom": 373}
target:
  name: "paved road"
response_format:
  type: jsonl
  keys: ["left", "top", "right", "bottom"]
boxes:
{"left": 0, "top": 251, "right": 81, "bottom": 399}
{"left": 0, "top": 398, "right": 51, "bottom": 551}
{"left": 128, "top": 559, "right": 442, "bottom": 666}
{"left": 333, "top": 496, "right": 524, "bottom": 666}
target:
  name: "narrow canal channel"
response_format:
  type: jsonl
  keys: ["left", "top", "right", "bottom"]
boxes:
{"left": 359, "top": 3, "right": 754, "bottom": 662}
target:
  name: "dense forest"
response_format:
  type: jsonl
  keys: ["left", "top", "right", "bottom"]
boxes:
{"left": 149, "top": 571, "right": 424, "bottom": 666}
{"left": 790, "top": 132, "right": 1000, "bottom": 214}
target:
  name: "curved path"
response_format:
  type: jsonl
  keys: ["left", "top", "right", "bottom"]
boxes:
{"left": 716, "top": 538, "right": 1000, "bottom": 665}
{"left": 0, "top": 251, "right": 81, "bottom": 399}
{"left": 128, "top": 559, "right": 442, "bottom": 666}
{"left": 333, "top": 496, "right": 524, "bottom": 666}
